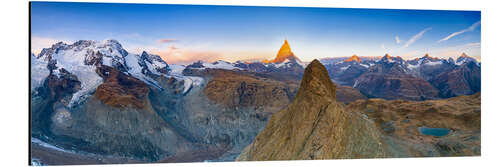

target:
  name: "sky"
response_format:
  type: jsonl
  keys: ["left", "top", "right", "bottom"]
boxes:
{"left": 30, "top": 2, "right": 481, "bottom": 64}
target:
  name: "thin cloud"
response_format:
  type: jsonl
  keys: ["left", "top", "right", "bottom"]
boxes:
{"left": 168, "top": 45, "right": 178, "bottom": 50}
{"left": 395, "top": 36, "right": 401, "bottom": 44}
{"left": 438, "top": 21, "right": 481, "bottom": 43}
{"left": 152, "top": 46, "right": 223, "bottom": 65}
{"left": 157, "top": 38, "right": 178, "bottom": 43}
{"left": 404, "top": 27, "right": 432, "bottom": 48}
{"left": 464, "top": 42, "right": 481, "bottom": 47}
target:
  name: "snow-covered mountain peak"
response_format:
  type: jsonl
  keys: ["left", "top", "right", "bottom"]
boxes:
{"left": 185, "top": 60, "right": 242, "bottom": 70}
{"left": 456, "top": 53, "right": 478, "bottom": 66}
{"left": 31, "top": 39, "right": 174, "bottom": 107}
{"left": 380, "top": 54, "right": 404, "bottom": 64}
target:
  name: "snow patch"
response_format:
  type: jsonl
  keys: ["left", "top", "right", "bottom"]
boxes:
{"left": 353, "top": 80, "right": 360, "bottom": 88}
{"left": 359, "top": 63, "right": 369, "bottom": 68}
{"left": 424, "top": 61, "right": 443, "bottom": 66}
{"left": 30, "top": 54, "right": 49, "bottom": 91}
{"left": 203, "top": 60, "right": 242, "bottom": 70}
{"left": 124, "top": 54, "right": 162, "bottom": 89}
{"left": 407, "top": 63, "right": 420, "bottom": 70}
{"left": 275, "top": 59, "right": 290, "bottom": 68}
{"left": 31, "top": 137, "right": 74, "bottom": 154}
{"left": 167, "top": 64, "right": 204, "bottom": 94}
{"left": 340, "top": 65, "right": 351, "bottom": 71}
{"left": 169, "top": 64, "right": 186, "bottom": 76}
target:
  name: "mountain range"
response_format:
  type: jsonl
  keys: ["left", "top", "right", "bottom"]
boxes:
{"left": 30, "top": 39, "right": 481, "bottom": 165}
{"left": 323, "top": 53, "right": 480, "bottom": 100}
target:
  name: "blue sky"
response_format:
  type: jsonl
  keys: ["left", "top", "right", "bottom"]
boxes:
{"left": 30, "top": 2, "right": 481, "bottom": 64}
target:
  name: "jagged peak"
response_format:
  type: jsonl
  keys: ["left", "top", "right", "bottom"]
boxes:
{"left": 420, "top": 53, "right": 440, "bottom": 61}
{"left": 344, "top": 54, "right": 361, "bottom": 62}
{"left": 103, "top": 39, "right": 121, "bottom": 45}
{"left": 448, "top": 57, "right": 455, "bottom": 63}
{"left": 296, "top": 59, "right": 336, "bottom": 100}
{"left": 381, "top": 54, "right": 393, "bottom": 61}
{"left": 263, "top": 39, "right": 301, "bottom": 64}
{"left": 460, "top": 52, "right": 470, "bottom": 58}
{"left": 382, "top": 53, "right": 392, "bottom": 59}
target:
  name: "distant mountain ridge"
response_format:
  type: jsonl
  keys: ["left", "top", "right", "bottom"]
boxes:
{"left": 183, "top": 40, "right": 306, "bottom": 79}
{"left": 323, "top": 53, "right": 481, "bottom": 100}
{"left": 32, "top": 39, "right": 480, "bottom": 102}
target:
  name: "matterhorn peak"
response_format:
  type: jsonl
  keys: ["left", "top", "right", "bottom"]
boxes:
{"left": 263, "top": 39, "right": 301, "bottom": 63}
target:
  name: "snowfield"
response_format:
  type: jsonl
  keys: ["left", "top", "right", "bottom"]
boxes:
{"left": 49, "top": 43, "right": 104, "bottom": 107}
{"left": 30, "top": 54, "right": 50, "bottom": 91}
{"left": 168, "top": 64, "right": 204, "bottom": 94}
{"left": 124, "top": 54, "right": 162, "bottom": 89}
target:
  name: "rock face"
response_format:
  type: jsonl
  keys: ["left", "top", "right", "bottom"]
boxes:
{"left": 202, "top": 69, "right": 297, "bottom": 112}
{"left": 94, "top": 65, "right": 149, "bottom": 108}
{"left": 237, "top": 60, "right": 391, "bottom": 161}
{"left": 355, "top": 73, "right": 439, "bottom": 100}
{"left": 354, "top": 55, "right": 440, "bottom": 100}
{"left": 430, "top": 61, "right": 481, "bottom": 97}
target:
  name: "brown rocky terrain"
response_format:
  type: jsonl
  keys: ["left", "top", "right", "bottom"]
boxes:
{"left": 237, "top": 60, "right": 392, "bottom": 161}
{"left": 94, "top": 65, "right": 149, "bottom": 108}
{"left": 346, "top": 93, "right": 480, "bottom": 156}
{"left": 335, "top": 85, "right": 367, "bottom": 103}
{"left": 202, "top": 70, "right": 298, "bottom": 116}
